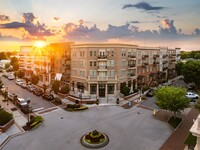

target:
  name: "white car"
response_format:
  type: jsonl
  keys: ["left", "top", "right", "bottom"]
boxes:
{"left": 16, "top": 79, "right": 23, "bottom": 85}
{"left": 8, "top": 75, "right": 15, "bottom": 80}
{"left": 186, "top": 92, "right": 199, "bottom": 99}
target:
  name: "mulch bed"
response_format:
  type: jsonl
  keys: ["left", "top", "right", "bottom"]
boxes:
{"left": 11, "top": 107, "right": 17, "bottom": 111}
{"left": 154, "top": 110, "right": 174, "bottom": 122}
{"left": 22, "top": 125, "right": 29, "bottom": 131}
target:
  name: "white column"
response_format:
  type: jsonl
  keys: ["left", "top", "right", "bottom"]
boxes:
{"left": 105, "top": 83, "right": 107, "bottom": 98}
{"left": 130, "top": 80, "right": 133, "bottom": 93}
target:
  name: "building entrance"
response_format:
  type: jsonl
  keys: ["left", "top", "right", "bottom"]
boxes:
{"left": 99, "top": 84, "right": 106, "bottom": 97}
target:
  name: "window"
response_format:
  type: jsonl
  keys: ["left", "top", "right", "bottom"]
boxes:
{"left": 107, "top": 84, "right": 114, "bottom": 94}
{"left": 150, "top": 66, "right": 152, "bottom": 71}
{"left": 150, "top": 58, "right": 153, "bottom": 64}
{"left": 121, "top": 70, "right": 126, "bottom": 76}
{"left": 111, "top": 60, "right": 114, "bottom": 67}
{"left": 80, "top": 70, "right": 84, "bottom": 77}
{"left": 138, "top": 51, "right": 141, "bottom": 57}
{"left": 111, "top": 51, "right": 114, "bottom": 56}
{"left": 107, "top": 70, "right": 115, "bottom": 77}
{"left": 90, "top": 84, "right": 97, "bottom": 94}
{"left": 121, "top": 60, "right": 126, "bottom": 67}
{"left": 138, "top": 59, "right": 141, "bottom": 65}
{"left": 89, "top": 70, "right": 97, "bottom": 76}
{"left": 94, "top": 61, "right": 96, "bottom": 66}
{"left": 94, "top": 51, "right": 96, "bottom": 56}
{"left": 90, "top": 51, "right": 92, "bottom": 56}
{"left": 90, "top": 61, "right": 92, "bottom": 66}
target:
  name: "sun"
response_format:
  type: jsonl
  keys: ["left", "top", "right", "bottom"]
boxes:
{"left": 34, "top": 41, "right": 46, "bottom": 48}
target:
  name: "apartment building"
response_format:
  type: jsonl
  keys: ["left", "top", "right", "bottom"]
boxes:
{"left": 19, "top": 42, "right": 73, "bottom": 86}
{"left": 70, "top": 43, "right": 180, "bottom": 99}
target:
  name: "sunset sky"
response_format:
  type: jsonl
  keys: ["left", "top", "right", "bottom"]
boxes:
{"left": 0, "top": 0, "right": 200, "bottom": 51}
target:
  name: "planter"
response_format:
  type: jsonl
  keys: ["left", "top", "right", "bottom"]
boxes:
{"left": 0, "top": 119, "right": 14, "bottom": 133}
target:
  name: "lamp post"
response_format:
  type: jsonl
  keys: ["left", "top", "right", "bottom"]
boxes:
{"left": 6, "top": 87, "right": 8, "bottom": 105}
{"left": 27, "top": 98, "right": 31, "bottom": 124}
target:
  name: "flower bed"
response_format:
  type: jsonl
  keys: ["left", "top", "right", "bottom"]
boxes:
{"left": 81, "top": 130, "right": 109, "bottom": 149}
{"left": 65, "top": 104, "right": 88, "bottom": 111}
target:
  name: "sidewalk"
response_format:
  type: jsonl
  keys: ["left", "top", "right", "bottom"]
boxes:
{"left": 0, "top": 97, "right": 27, "bottom": 148}
{"left": 160, "top": 108, "right": 199, "bottom": 150}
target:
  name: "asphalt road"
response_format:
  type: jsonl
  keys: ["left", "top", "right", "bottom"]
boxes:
{"left": 1, "top": 76, "right": 54, "bottom": 111}
{"left": 2, "top": 106, "right": 172, "bottom": 150}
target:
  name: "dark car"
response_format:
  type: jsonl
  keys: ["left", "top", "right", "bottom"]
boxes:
{"left": 33, "top": 88, "right": 44, "bottom": 96}
{"left": 146, "top": 89, "right": 155, "bottom": 97}
{"left": 42, "top": 93, "right": 54, "bottom": 101}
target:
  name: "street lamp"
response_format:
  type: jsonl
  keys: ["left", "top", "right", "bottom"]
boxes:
{"left": 79, "top": 89, "right": 83, "bottom": 106}
{"left": 6, "top": 87, "right": 8, "bottom": 105}
{"left": 27, "top": 98, "right": 31, "bottom": 124}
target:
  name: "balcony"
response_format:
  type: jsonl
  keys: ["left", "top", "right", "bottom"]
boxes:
{"left": 128, "top": 64, "right": 136, "bottom": 68}
{"left": 162, "top": 60, "right": 168, "bottom": 64}
{"left": 162, "top": 54, "right": 168, "bottom": 58}
{"left": 142, "top": 55, "right": 149, "bottom": 59}
{"left": 128, "top": 73, "right": 135, "bottom": 77}
{"left": 87, "top": 75, "right": 117, "bottom": 81}
{"left": 163, "top": 67, "right": 168, "bottom": 71}
{"left": 98, "top": 55, "right": 107, "bottom": 59}
{"left": 153, "top": 61, "right": 159, "bottom": 65}
{"left": 142, "top": 62, "right": 149, "bottom": 67}
{"left": 153, "top": 54, "right": 159, "bottom": 58}
{"left": 98, "top": 66, "right": 107, "bottom": 71}
{"left": 128, "top": 55, "right": 136, "bottom": 59}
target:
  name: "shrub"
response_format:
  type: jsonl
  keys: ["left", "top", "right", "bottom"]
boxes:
{"left": 121, "top": 86, "right": 130, "bottom": 96}
{"left": 60, "top": 85, "right": 69, "bottom": 94}
{"left": 134, "top": 89, "right": 139, "bottom": 93}
{"left": 0, "top": 109, "right": 13, "bottom": 126}
{"left": 116, "top": 98, "right": 119, "bottom": 104}
{"left": 54, "top": 97, "right": 62, "bottom": 104}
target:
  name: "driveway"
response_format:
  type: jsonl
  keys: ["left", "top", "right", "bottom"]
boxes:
{"left": 2, "top": 106, "right": 172, "bottom": 150}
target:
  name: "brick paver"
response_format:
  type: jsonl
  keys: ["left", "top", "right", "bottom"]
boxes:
{"left": 160, "top": 108, "right": 199, "bottom": 150}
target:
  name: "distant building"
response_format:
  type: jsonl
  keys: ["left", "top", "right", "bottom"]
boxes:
{"left": 0, "top": 59, "right": 11, "bottom": 69}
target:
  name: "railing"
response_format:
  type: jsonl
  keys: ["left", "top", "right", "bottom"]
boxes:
{"left": 142, "top": 55, "right": 149, "bottom": 59}
{"left": 87, "top": 75, "right": 117, "bottom": 81}
{"left": 98, "top": 55, "right": 107, "bottom": 59}
{"left": 98, "top": 66, "right": 107, "bottom": 69}
{"left": 153, "top": 54, "right": 159, "bottom": 58}
{"left": 162, "top": 54, "right": 168, "bottom": 58}
{"left": 162, "top": 60, "right": 168, "bottom": 64}
{"left": 153, "top": 61, "right": 159, "bottom": 65}
{"left": 128, "top": 73, "right": 135, "bottom": 77}
{"left": 128, "top": 55, "right": 136, "bottom": 58}
{"left": 128, "top": 64, "right": 136, "bottom": 67}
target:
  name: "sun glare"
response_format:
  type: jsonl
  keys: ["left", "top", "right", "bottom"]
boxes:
{"left": 34, "top": 41, "right": 46, "bottom": 48}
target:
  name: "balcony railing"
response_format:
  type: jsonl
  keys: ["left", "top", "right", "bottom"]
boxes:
{"left": 142, "top": 62, "right": 149, "bottom": 66}
{"left": 128, "top": 64, "right": 136, "bottom": 67}
{"left": 142, "top": 55, "right": 149, "bottom": 59}
{"left": 98, "top": 66, "right": 107, "bottom": 69}
{"left": 153, "top": 61, "right": 159, "bottom": 65}
{"left": 98, "top": 55, "right": 107, "bottom": 59}
{"left": 163, "top": 67, "right": 168, "bottom": 71}
{"left": 128, "top": 55, "right": 136, "bottom": 58}
{"left": 162, "top": 60, "right": 168, "bottom": 64}
{"left": 87, "top": 75, "right": 117, "bottom": 81}
{"left": 128, "top": 73, "right": 135, "bottom": 77}
{"left": 162, "top": 54, "right": 168, "bottom": 58}
{"left": 153, "top": 54, "right": 159, "bottom": 58}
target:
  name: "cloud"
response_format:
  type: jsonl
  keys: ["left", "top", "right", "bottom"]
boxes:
{"left": 53, "top": 17, "right": 60, "bottom": 21}
{"left": 122, "top": 1, "right": 165, "bottom": 11}
{"left": 159, "top": 19, "right": 178, "bottom": 36}
{"left": 0, "top": 15, "right": 10, "bottom": 22}
{"left": 0, "top": 12, "right": 54, "bottom": 38}
{"left": 0, "top": 32, "right": 20, "bottom": 41}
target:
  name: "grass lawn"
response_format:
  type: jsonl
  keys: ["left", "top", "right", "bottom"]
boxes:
{"left": 168, "top": 116, "right": 182, "bottom": 129}
{"left": 185, "top": 133, "right": 197, "bottom": 148}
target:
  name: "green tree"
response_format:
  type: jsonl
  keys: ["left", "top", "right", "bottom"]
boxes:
{"left": 175, "top": 62, "right": 184, "bottom": 76}
{"left": 17, "top": 70, "right": 25, "bottom": 78}
{"left": 31, "top": 74, "right": 39, "bottom": 85}
{"left": 42, "top": 83, "right": 48, "bottom": 93}
{"left": 10, "top": 57, "right": 18, "bottom": 66}
{"left": 121, "top": 86, "right": 130, "bottom": 96}
{"left": 5, "top": 63, "right": 10, "bottom": 69}
{"left": 182, "top": 60, "right": 200, "bottom": 87}
{"left": 52, "top": 80, "right": 60, "bottom": 94}
{"left": 60, "top": 85, "right": 69, "bottom": 94}
{"left": 155, "top": 86, "right": 190, "bottom": 117}
{"left": 12, "top": 62, "right": 19, "bottom": 71}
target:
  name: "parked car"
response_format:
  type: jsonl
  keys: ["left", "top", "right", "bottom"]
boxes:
{"left": 20, "top": 82, "right": 27, "bottom": 89}
{"left": 16, "top": 79, "right": 23, "bottom": 85}
{"left": 8, "top": 75, "right": 15, "bottom": 80}
{"left": 186, "top": 92, "right": 199, "bottom": 99}
{"left": 42, "top": 93, "right": 54, "bottom": 101}
{"left": 16, "top": 98, "right": 29, "bottom": 113}
{"left": 33, "top": 88, "right": 43, "bottom": 96}
{"left": 27, "top": 85, "right": 35, "bottom": 92}
{"left": 8, "top": 92, "right": 18, "bottom": 101}
{"left": 146, "top": 89, "right": 155, "bottom": 97}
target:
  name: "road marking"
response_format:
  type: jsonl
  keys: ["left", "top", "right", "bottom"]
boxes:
{"left": 33, "top": 107, "right": 44, "bottom": 112}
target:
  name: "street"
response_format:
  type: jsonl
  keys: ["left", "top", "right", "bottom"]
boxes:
{"left": 1, "top": 76, "right": 54, "bottom": 111}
